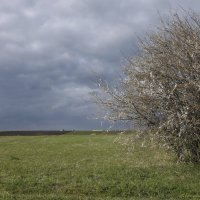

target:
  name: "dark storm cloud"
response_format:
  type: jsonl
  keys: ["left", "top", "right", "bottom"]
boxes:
{"left": 0, "top": 0, "right": 200, "bottom": 130}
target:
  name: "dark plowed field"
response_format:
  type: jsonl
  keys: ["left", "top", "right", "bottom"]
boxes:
{"left": 0, "top": 130, "right": 72, "bottom": 136}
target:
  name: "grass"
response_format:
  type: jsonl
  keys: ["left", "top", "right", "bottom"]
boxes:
{"left": 0, "top": 132, "right": 200, "bottom": 199}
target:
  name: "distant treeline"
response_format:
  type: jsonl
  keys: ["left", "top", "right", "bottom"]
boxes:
{"left": 0, "top": 130, "right": 72, "bottom": 136}
{"left": 0, "top": 130, "right": 127, "bottom": 136}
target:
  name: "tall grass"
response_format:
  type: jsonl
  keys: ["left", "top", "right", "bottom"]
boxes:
{"left": 0, "top": 132, "right": 200, "bottom": 199}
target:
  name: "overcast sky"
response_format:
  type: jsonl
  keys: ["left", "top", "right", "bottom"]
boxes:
{"left": 0, "top": 0, "right": 200, "bottom": 130}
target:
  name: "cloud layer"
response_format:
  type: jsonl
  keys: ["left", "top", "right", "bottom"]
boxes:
{"left": 0, "top": 0, "right": 200, "bottom": 130}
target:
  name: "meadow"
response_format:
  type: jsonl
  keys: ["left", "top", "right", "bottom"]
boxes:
{"left": 0, "top": 131, "right": 200, "bottom": 200}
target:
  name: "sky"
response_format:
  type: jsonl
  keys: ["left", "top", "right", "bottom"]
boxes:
{"left": 0, "top": 0, "right": 200, "bottom": 130}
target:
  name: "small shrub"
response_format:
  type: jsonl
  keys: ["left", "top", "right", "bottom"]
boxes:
{"left": 94, "top": 11, "right": 200, "bottom": 163}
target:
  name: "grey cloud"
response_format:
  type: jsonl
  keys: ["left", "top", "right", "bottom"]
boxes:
{"left": 0, "top": 0, "right": 200, "bottom": 130}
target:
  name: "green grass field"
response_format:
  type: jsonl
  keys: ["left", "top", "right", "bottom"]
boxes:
{"left": 0, "top": 132, "right": 200, "bottom": 200}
